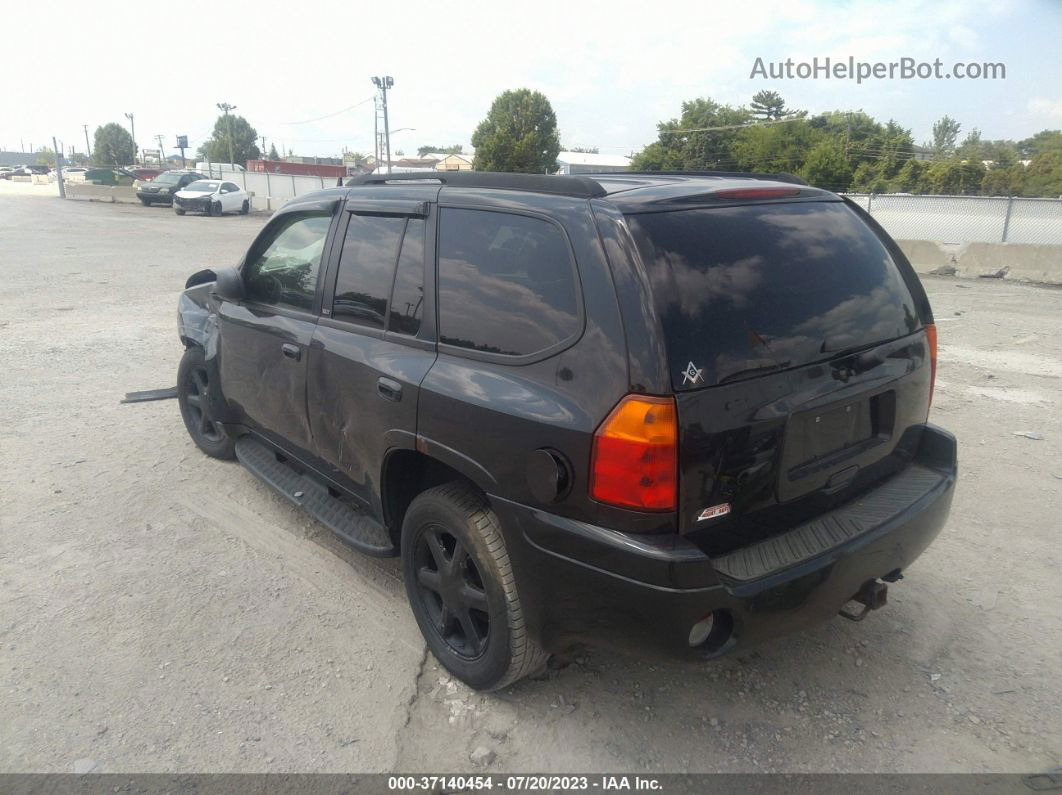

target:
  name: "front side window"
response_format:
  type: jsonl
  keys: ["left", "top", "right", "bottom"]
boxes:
{"left": 437, "top": 208, "right": 580, "bottom": 357}
{"left": 331, "top": 214, "right": 406, "bottom": 328}
{"left": 243, "top": 211, "right": 332, "bottom": 311}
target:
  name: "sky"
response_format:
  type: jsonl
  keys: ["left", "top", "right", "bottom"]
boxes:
{"left": 2, "top": 0, "right": 1060, "bottom": 160}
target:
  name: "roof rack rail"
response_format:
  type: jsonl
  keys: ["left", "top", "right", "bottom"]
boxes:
{"left": 345, "top": 170, "right": 608, "bottom": 198}
{"left": 603, "top": 170, "right": 808, "bottom": 186}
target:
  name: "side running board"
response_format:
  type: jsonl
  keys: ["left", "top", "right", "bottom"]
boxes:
{"left": 235, "top": 436, "right": 396, "bottom": 557}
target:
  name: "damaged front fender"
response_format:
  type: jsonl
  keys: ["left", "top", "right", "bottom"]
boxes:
{"left": 178, "top": 281, "right": 221, "bottom": 357}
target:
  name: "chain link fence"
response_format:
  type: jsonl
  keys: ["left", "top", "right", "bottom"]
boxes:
{"left": 843, "top": 193, "right": 1062, "bottom": 245}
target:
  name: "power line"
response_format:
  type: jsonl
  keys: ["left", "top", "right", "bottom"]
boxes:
{"left": 281, "top": 97, "right": 375, "bottom": 125}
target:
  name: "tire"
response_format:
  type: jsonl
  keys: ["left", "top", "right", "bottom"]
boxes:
{"left": 210, "top": 200, "right": 222, "bottom": 217}
{"left": 177, "top": 346, "right": 235, "bottom": 460}
{"left": 401, "top": 483, "right": 548, "bottom": 691}
{"left": 240, "top": 199, "right": 250, "bottom": 215}
{"left": 139, "top": 197, "right": 151, "bottom": 206}
{"left": 175, "top": 208, "right": 186, "bottom": 216}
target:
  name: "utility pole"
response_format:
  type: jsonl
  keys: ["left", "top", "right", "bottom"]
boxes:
{"left": 371, "top": 76, "right": 394, "bottom": 174}
{"left": 83, "top": 124, "right": 92, "bottom": 159}
{"left": 155, "top": 134, "right": 167, "bottom": 163}
{"left": 373, "top": 96, "right": 379, "bottom": 168}
{"left": 217, "top": 102, "right": 237, "bottom": 168}
{"left": 124, "top": 113, "right": 136, "bottom": 164}
{"left": 260, "top": 135, "right": 267, "bottom": 160}
{"left": 53, "top": 136, "right": 66, "bottom": 199}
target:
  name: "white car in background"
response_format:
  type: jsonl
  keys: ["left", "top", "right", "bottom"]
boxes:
{"left": 173, "top": 179, "right": 250, "bottom": 216}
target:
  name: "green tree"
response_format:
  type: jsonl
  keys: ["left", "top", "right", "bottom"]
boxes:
{"left": 566, "top": 146, "right": 600, "bottom": 153}
{"left": 1022, "top": 151, "right": 1062, "bottom": 197}
{"left": 93, "top": 123, "right": 136, "bottom": 166}
{"left": 957, "top": 128, "right": 985, "bottom": 162}
{"left": 471, "top": 89, "right": 561, "bottom": 173}
{"left": 1018, "top": 129, "right": 1062, "bottom": 158}
{"left": 799, "top": 140, "right": 852, "bottom": 190}
{"left": 35, "top": 146, "right": 57, "bottom": 167}
{"left": 923, "top": 157, "right": 985, "bottom": 195}
{"left": 888, "top": 159, "right": 930, "bottom": 193}
{"left": 981, "top": 164, "right": 1025, "bottom": 196}
{"left": 632, "top": 97, "right": 752, "bottom": 171}
{"left": 749, "top": 90, "right": 792, "bottom": 121}
{"left": 930, "top": 115, "right": 962, "bottom": 158}
{"left": 197, "top": 113, "right": 260, "bottom": 165}
{"left": 731, "top": 118, "right": 821, "bottom": 174}
{"left": 416, "top": 144, "right": 464, "bottom": 157}
{"left": 267, "top": 143, "right": 280, "bottom": 160}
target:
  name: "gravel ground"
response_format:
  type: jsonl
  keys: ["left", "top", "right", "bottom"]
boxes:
{"left": 1, "top": 185, "right": 1059, "bottom": 774}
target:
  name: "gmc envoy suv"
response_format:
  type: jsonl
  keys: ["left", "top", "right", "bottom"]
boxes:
{"left": 176, "top": 170, "right": 957, "bottom": 690}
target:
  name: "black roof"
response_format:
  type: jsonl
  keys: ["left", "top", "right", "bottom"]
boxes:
{"left": 343, "top": 170, "right": 826, "bottom": 208}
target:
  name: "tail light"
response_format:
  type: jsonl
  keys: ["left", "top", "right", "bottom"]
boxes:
{"left": 926, "top": 324, "right": 938, "bottom": 408}
{"left": 590, "top": 395, "right": 677, "bottom": 512}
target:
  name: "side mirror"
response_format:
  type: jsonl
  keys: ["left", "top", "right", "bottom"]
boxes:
{"left": 185, "top": 268, "right": 216, "bottom": 289}
{"left": 213, "top": 267, "right": 245, "bottom": 302}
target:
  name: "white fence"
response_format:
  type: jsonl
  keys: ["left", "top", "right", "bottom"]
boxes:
{"left": 843, "top": 194, "right": 1062, "bottom": 246}
{"left": 202, "top": 167, "right": 1062, "bottom": 246}
{"left": 207, "top": 169, "right": 342, "bottom": 211}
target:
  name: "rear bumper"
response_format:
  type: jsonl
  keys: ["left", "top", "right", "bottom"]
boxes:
{"left": 492, "top": 424, "right": 956, "bottom": 658}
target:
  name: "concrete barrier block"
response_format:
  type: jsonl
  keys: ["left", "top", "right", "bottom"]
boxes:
{"left": 959, "top": 242, "right": 1062, "bottom": 284}
{"left": 899, "top": 238, "right": 1062, "bottom": 285}
{"left": 66, "top": 184, "right": 139, "bottom": 203}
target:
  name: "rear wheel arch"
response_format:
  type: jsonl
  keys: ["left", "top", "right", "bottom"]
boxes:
{"left": 381, "top": 449, "right": 490, "bottom": 548}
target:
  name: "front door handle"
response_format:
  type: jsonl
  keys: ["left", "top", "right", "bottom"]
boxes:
{"left": 377, "top": 376, "right": 402, "bottom": 402}
{"left": 281, "top": 343, "right": 301, "bottom": 361}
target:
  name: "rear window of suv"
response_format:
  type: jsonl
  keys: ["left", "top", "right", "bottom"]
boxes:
{"left": 626, "top": 200, "right": 920, "bottom": 390}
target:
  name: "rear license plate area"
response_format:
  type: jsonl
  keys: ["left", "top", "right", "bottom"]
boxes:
{"left": 780, "top": 391, "right": 895, "bottom": 497}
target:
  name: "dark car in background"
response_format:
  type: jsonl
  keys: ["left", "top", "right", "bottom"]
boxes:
{"left": 138, "top": 169, "right": 206, "bottom": 206}
{"left": 175, "top": 170, "right": 956, "bottom": 691}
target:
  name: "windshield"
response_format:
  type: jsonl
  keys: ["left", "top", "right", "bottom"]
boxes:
{"left": 626, "top": 201, "right": 920, "bottom": 390}
{"left": 184, "top": 181, "right": 219, "bottom": 193}
{"left": 154, "top": 173, "right": 181, "bottom": 185}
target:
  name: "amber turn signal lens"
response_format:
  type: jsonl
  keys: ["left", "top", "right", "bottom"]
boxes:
{"left": 590, "top": 395, "right": 677, "bottom": 512}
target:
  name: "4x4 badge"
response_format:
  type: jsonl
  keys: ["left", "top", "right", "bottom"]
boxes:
{"left": 682, "top": 361, "right": 704, "bottom": 385}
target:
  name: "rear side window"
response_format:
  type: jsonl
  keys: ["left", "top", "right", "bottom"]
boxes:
{"left": 389, "top": 218, "right": 425, "bottom": 336}
{"left": 332, "top": 214, "right": 406, "bottom": 329}
{"left": 627, "top": 201, "right": 920, "bottom": 389}
{"left": 437, "top": 208, "right": 580, "bottom": 357}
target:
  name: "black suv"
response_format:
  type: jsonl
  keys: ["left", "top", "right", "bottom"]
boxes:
{"left": 139, "top": 169, "right": 206, "bottom": 205}
{"left": 176, "top": 171, "right": 956, "bottom": 690}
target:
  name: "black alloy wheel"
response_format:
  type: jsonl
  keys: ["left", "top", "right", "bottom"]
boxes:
{"left": 401, "top": 483, "right": 548, "bottom": 690}
{"left": 177, "top": 346, "right": 235, "bottom": 459}
{"left": 413, "top": 524, "right": 491, "bottom": 659}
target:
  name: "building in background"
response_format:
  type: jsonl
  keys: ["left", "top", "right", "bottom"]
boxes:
{"left": 424, "top": 152, "right": 474, "bottom": 171}
{"left": 555, "top": 151, "right": 631, "bottom": 175}
{"left": 247, "top": 159, "right": 349, "bottom": 178}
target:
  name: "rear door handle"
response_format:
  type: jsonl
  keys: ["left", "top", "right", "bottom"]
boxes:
{"left": 281, "top": 343, "right": 301, "bottom": 361}
{"left": 377, "top": 376, "right": 402, "bottom": 402}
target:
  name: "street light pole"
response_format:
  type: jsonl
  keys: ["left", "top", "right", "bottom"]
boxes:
{"left": 124, "top": 112, "right": 136, "bottom": 164}
{"left": 371, "top": 76, "right": 394, "bottom": 174}
{"left": 217, "top": 102, "right": 237, "bottom": 169}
